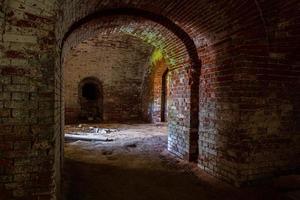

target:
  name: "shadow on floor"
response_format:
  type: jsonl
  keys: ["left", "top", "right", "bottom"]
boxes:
{"left": 63, "top": 158, "right": 289, "bottom": 200}
{"left": 64, "top": 158, "right": 219, "bottom": 200}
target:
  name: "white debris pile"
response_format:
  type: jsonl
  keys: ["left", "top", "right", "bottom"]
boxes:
{"left": 91, "top": 127, "right": 118, "bottom": 135}
{"left": 64, "top": 124, "right": 119, "bottom": 141}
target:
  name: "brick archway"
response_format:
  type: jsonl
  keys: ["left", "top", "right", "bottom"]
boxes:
{"left": 60, "top": 8, "right": 201, "bottom": 163}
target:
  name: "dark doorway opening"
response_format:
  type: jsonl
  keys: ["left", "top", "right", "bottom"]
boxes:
{"left": 82, "top": 83, "right": 99, "bottom": 100}
{"left": 79, "top": 77, "right": 103, "bottom": 122}
{"left": 161, "top": 69, "right": 169, "bottom": 122}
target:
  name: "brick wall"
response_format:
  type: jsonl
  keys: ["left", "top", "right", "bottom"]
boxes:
{"left": 196, "top": 0, "right": 300, "bottom": 185}
{"left": 63, "top": 34, "right": 153, "bottom": 123}
{"left": 0, "top": 0, "right": 60, "bottom": 199}
{"left": 233, "top": 0, "right": 300, "bottom": 184}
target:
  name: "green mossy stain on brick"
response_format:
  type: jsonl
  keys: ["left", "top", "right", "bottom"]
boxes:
{"left": 150, "top": 48, "right": 163, "bottom": 65}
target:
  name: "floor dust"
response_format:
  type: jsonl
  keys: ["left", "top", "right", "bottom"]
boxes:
{"left": 63, "top": 123, "right": 300, "bottom": 200}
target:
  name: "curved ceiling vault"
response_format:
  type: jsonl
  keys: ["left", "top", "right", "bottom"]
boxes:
{"left": 60, "top": 8, "right": 201, "bottom": 71}
{"left": 58, "top": 0, "right": 269, "bottom": 71}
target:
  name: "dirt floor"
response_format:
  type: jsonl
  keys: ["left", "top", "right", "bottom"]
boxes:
{"left": 63, "top": 123, "right": 300, "bottom": 200}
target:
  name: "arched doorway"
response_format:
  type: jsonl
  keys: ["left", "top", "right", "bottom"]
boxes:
{"left": 78, "top": 77, "right": 103, "bottom": 122}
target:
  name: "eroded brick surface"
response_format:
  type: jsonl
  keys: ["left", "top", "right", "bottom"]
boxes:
{"left": 0, "top": 0, "right": 59, "bottom": 199}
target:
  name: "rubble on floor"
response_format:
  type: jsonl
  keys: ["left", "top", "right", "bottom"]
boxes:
{"left": 65, "top": 124, "right": 119, "bottom": 141}
{"left": 64, "top": 123, "right": 168, "bottom": 156}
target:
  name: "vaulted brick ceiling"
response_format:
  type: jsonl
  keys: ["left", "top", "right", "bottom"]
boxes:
{"left": 65, "top": 33, "right": 153, "bottom": 60}
{"left": 59, "top": 0, "right": 300, "bottom": 79}
{"left": 62, "top": 15, "right": 190, "bottom": 69}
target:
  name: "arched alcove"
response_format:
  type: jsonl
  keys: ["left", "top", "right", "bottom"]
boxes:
{"left": 78, "top": 77, "right": 103, "bottom": 122}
